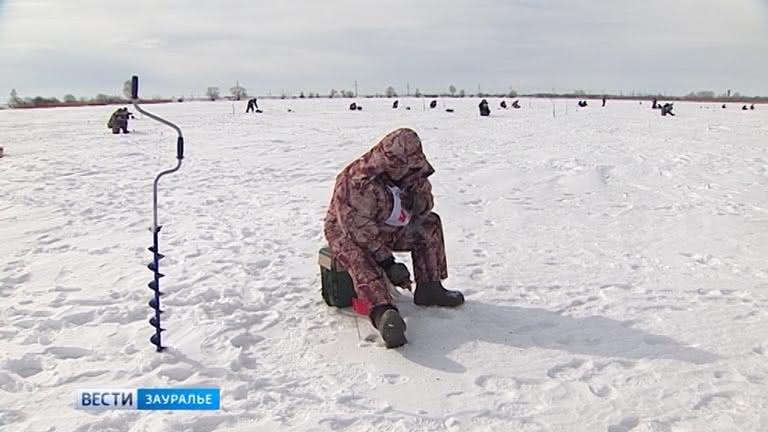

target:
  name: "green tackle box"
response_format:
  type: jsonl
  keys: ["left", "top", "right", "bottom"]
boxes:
{"left": 319, "top": 247, "right": 356, "bottom": 308}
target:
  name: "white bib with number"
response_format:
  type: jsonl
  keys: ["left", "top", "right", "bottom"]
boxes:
{"left": 384, "top": 186, "right": 411, "bottom": 227}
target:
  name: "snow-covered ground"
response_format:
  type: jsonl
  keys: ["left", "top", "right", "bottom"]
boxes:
{"left": 1, "top": 98, "right": 767, "bottom": 431}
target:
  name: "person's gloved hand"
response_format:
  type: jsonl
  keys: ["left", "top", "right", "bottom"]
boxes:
{"left": 378, "top": 256, "right": 412, "bottom": 289}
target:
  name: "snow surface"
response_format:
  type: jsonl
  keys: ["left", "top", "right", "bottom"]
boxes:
{"left": 1, "top": 98, "right": 767, "bottom": 431}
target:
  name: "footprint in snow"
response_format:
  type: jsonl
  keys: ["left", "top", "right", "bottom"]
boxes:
{"left": 607, "top": 416, "right": 640, "bottom": 432}
{"left": 546, "top": 358, "right": 590, "bottom": 381}
{"left": 3, "top": 355, "right": 43, "bottom": 378}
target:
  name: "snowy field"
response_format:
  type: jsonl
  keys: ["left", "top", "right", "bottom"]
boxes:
{"left": 1, "top": 97, "right": 767, "bottom": 432}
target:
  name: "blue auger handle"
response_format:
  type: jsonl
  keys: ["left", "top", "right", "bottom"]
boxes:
{"left": 131, "top": 75, "right": 184, "bottom": 161}
{"left": 132, "top": 76, "right": 139, "bottom": 99}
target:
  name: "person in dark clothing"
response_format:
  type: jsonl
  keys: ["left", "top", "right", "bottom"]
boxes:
{"left": 751, "top": 104, "right": 756, "bottom": 110}
{"left": 722, "top": 104, "right": 727, "bottom": 109}
{"left": 392, "top": 100, "right": 399, "bottom": 109}
{"left": 429, "top": 100, "right": 437, "bottom": 109}
{"left": 742, "top": 105, "right": 749, "bottom": 111}
{"left": 511, "top": 100, "right": 521, "bottom": 109}
{"left": 349, "top": 102, "right": 358, "bottom": 111}
{"left": 578, "top": 100, "right": 588, "bottom": 107}
{"left": 246, "top": 98, "right": 259, "bottom": 113}
{"left": 661, "top": 103, "right": 675, "bottom": 117}
{"left": 602, "top": 97, "right": 607, "bottom": 107}
{"left": 500, "top": 100, "right": 508, "bottom": 109}
{"left": 478, "top": 99, "right": 490, "bottom": 116}
{"left": 652, "top": 99, "right": 659, "bottom": 109}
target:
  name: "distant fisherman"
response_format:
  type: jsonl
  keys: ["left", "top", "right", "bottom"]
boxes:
{"left": 478, "top": 99, "right": 490, "bottom": 116}
{"left": 107, "top": 107, "right": 133, "bottom": 134}
{"left": 661, "top": 103, "right": 675, "bottom": 117}
{"left": 246, "top": 98, "right": 259, "bottom": 113}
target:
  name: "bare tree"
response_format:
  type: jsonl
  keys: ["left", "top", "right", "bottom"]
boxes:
{"left": 206, "top": 87, "right": 220, "bottom": 101}
{"left": 385, "top": 86, "right": 397, "bottom": 98}
{"left": 690, "top": 90, "right": 715, "bottom": 99}
{"left": 63, "top": 94, "right": 77, "bottom": 103}
{"left": 449, "top": 85, "right": 456, "bottom": 96}
{"left": 230, "top": 81, "right": 248, "bottom": 100}
{"left": 95, "top": 94, "right": 120, "bottom": 104}
{"left": 8, "top": 89, "right": 22, "bottom": 107}
{"left": 459, "top": 89, "right": 466, "bottom": 98}
{"left": 123, "top": 80, "right": 133, "bottom": 99}
{"left": 329, "top": 89, "right": 338, "bottom": 98}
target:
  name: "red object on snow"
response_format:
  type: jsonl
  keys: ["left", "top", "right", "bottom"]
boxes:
{"left": 352, "top": 298, "right": 371, "bottom": 316}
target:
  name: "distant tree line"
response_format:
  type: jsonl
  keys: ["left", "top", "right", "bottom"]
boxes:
{"left": 7, "top": 89, "right": 135, "bottom": 108}
{"left": 528, "top": 89, "right": 765, "bottom": 103}
{"left": 237, "top": 85, "right": 518, "bottom": 100}
{"left": 8, "top": 82, "right": 765, "bottom": 108}
{"left": 685, "top": 89, "right": 742, "bottom": 99}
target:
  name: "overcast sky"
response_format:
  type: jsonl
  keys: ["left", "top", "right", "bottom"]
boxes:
{"left": 1, "top": 0, "right": 767, "bottom": 98}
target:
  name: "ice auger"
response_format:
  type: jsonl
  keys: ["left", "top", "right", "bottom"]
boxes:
{"left": 131, "top": 76, "right": 185, "bottom": 352}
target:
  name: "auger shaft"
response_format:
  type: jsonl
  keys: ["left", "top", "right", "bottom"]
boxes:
{"left": 131, "top": 75, "right": 185, "bottom": 352}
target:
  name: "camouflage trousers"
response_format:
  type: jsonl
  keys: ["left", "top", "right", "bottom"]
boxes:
{"left": 112, "top": 119, "right": 128, "bottom": 134}
{"left": 328, "top": 212, "right": 448, "bottom": 307}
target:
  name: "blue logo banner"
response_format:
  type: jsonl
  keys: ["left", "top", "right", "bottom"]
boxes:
{"left": 137, "top": 388, "right": 220, "bottom": 411}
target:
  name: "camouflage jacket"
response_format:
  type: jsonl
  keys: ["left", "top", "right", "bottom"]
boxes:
{"left": 325, "top": 128, "right": 435, "bottom": 262}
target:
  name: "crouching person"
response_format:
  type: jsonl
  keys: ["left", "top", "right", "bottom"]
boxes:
{"left": 324, "top": 128, "right": 464, "bottom": 348}
{"left": 108, "top": 107, "right": 132, "bottom": 134}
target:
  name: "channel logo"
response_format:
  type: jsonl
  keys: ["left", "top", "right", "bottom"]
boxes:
{"left": 76, "top": 388, "right": 220, "bottom": 411}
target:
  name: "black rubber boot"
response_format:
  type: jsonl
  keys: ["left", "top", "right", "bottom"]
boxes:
{"left": 370, "top": 305, "right": 407, "bottom": 348}
{"left": 414, "top": 281, "right": 465, "bottom": 307}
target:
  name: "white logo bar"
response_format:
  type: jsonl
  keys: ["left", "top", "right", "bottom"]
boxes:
{"left": 75, "top": 389, "right": 136, "bottom": 410}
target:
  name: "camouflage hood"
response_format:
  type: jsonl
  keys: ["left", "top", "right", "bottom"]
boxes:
{"left": 350, "top": 128, "right": 434, "bottom": 184}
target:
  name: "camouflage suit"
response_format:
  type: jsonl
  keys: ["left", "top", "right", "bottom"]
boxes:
{"left": 324, "top": 128, "right": 448, "bottom": 308}
{"left": 107, "top": 108, "right": 131, "bottom": 134}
